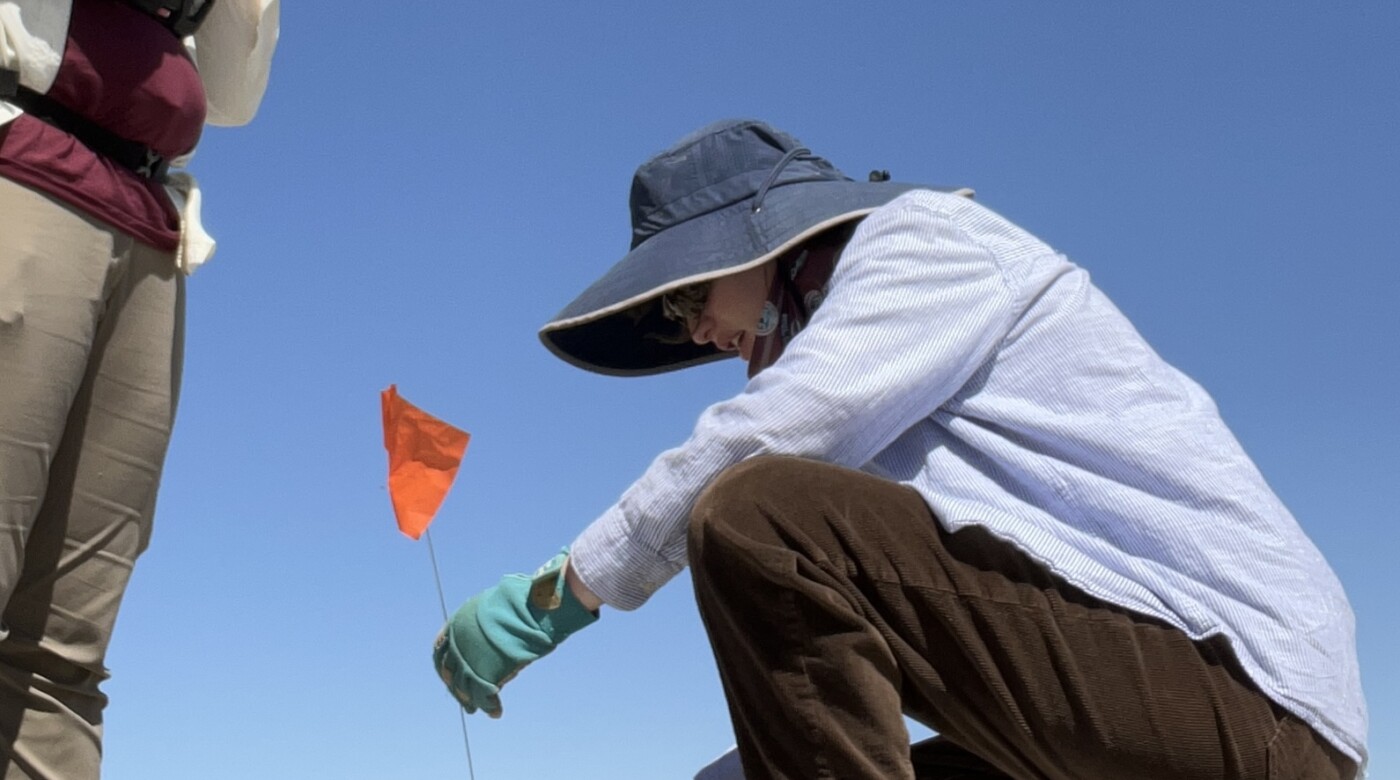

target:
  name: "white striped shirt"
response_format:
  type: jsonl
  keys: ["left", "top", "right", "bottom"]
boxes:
{"left": 569, "top": 189, "right": 1367, "bottom": 768}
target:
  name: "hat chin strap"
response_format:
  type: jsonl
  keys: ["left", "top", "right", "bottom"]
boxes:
{"left": 751, "top": 147, "right": 812, "bottom": 214}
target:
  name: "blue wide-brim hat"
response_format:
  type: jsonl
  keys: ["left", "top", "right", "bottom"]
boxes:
{"left": 539, "top": 119, "right": 969, "bottom": 376}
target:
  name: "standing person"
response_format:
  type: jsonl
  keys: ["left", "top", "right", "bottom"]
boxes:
{"left": 0, "top": 2, "right": 277, "bottom": 777}
{"left": 433, "top": 119, "right": 1367, "bottom": 779}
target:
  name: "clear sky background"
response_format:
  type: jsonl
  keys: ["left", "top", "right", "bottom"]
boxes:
{"left": 96, "top": 3, "right": 1396, "bottom": 778}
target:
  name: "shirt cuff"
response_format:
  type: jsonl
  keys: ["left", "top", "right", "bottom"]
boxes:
{"left": 569, "top": 504, "right": 684, "bottom": 611}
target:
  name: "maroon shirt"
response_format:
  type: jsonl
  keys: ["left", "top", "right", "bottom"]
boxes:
{"left": 0, "top": 0, "right": 206, "bottom": 250}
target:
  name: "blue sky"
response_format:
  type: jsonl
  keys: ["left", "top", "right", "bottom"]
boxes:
{"left": 99, "top": 3, "right": 1396, "bottom": 778}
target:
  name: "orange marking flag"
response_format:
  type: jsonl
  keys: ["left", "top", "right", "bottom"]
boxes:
{"left": 381, "top": 385, "right": 471, "bottom": 540}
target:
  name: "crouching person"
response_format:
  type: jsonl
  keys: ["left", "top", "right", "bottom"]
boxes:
{"left": 434, "top": 119, "right": 1366, "bottom": 780}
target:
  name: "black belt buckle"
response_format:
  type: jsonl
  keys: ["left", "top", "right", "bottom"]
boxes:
{"left": 136, "top": 148, "right": 171, "bottom": 183}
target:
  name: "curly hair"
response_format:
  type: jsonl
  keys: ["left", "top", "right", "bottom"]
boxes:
{"left": 659, "top": 282, "right": 711, "bottom": 335}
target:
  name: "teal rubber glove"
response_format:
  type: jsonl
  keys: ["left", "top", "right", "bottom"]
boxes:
{"left": 433, "top": 549, "right": 598, "bottom": 717}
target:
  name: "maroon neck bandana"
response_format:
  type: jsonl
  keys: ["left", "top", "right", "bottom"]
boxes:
{"left": 747, "top": 224, "right": 856, "bottom": 378}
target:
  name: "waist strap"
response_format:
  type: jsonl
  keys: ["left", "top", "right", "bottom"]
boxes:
{"left": 1, "top": 69, "right": 170, "bottom": 182}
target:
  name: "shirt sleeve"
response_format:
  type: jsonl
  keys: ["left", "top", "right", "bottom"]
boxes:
{"left": 191, "top": 0, "right": 279, "bottom": 126}
{"left": 569, "top": 191, "right": 1036, "bottom": 610}
{"left": 0, "top": 1, "right": 72, "bottom": 94}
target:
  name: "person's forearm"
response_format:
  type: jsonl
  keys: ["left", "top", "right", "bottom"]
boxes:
{"left": 564, "top": 555, "right": 603, "bottom": 612}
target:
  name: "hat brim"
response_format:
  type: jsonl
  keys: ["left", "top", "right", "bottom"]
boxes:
{"left": 540, "top": 181, "right": 963, "bottom": 377}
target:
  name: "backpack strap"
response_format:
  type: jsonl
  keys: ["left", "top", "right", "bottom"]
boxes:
{"left": 125, "top": 0, "right": 218, "bottom": 37}
{"left": 1, "top": 69, "right": 170, "bottom": 182}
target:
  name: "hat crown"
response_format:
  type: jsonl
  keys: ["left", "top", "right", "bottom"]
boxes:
{"left": 628, "top": 119, "right": 848, "bottom": 249}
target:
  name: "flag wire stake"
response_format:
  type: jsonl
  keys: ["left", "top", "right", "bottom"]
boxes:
{"left": 426, "top": 527, "right": 478, "bottom": 780}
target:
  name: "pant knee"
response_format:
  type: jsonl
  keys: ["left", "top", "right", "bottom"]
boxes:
{"left": 688, "top": 455, "right": 827, "bottom": 571}
{"left": 691, "top": 454, "right": 802, "bottom": 527}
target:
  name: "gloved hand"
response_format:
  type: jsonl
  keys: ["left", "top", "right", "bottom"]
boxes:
{"left": 433, "top": 548, "right": 599, "bottom": 717}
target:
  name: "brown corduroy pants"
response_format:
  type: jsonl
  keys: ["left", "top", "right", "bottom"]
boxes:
{"left": 688, "top": 456, "right": 1355, "bottom": 780}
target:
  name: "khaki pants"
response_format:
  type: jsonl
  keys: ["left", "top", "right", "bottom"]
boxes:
{"left": 0, "top": 177, "right": 183, "bottom": 779}
{"left": 689, "top": 456, "right": 1357, "bottom": 780}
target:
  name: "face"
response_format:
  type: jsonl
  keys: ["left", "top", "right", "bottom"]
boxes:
{"left": 689, "top": 262, "right": 774, "bottom": 361}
